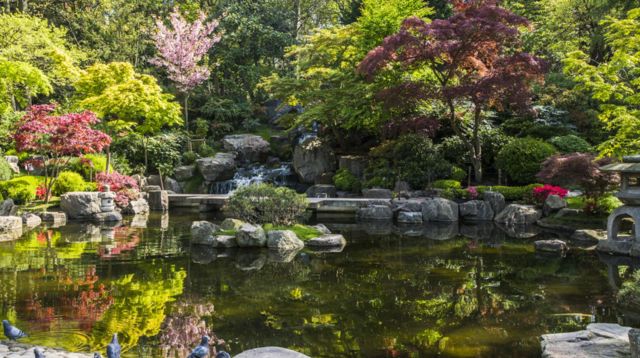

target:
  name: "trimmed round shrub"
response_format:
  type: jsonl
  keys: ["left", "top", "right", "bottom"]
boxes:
{"left": 69, "top": 154, "right": 112, "bottom": 180}
{"left": 0, "top": 156, "right": 12, "bottom": 181}
{"left": 432, "top": 179, "right": 462, "bottom": 190}
{"left": 497, "top": 138, "right": 557, "bottom": 184}
{"left": 52, "top": 171, "right": 88, "bottom": 195}
{"left": 225, "top": 183, "right": 308, "bottom": 225}
{"left": 0, "top": 176, "right": 41, "bottom": 204}
{"left": 450, "top": 166, "right": 466, "bottom": 181}
{"left": 333, "top": 168, "right": 361, "bottom": 192}
{"left": 548, "top": 135, "right": 592, "bottom": 154}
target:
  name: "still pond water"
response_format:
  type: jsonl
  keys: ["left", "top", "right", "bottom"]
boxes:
{"left": 0, "top": 212, "right": 629, "bottom": 357}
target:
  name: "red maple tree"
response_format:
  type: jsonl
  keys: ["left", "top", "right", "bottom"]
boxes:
{"left": 14, "top": 104, "right": 111, "bottom": 202}
{"left": 359, "top": 0, "right": 547, "bottom": 182}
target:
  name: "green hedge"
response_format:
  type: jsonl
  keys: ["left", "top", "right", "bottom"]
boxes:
{"left": 52, "top": 171, "right": 88, "bottom": 195}
{"left": 0, "top": 176, "right": 43, "bottom": 204}
{"left": 0, "top": 156, "right": 12, "bottom": 181}
{"left": 333, "top": 168, "right": 361, "bottom": 192}
{"left": 442, "top": 184, "right": 543, "bottom": 202}
{"left": 497, "top": 138, "right": 557, "bottom": 184}
{"left": 432, "top": 179, "right": 462, "bottom": 190}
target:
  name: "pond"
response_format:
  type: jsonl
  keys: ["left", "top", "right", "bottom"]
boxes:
{"left": 0, "top": 213, "right": 627, "bottom": 357}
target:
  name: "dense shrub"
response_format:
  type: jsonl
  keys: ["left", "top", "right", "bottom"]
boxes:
{"left": 440, "top": 127, "right": 512, "bottom": 169}
{"left": 225, "top": 183, "right": 308, "bottom": 225}
{"left": 365, "top": 134, "right": 452, "bottom": 189}
{"left": 432, "top": 180, "right": 461, "bottom": 190}
{"left": 450, "top": 166, "right": 466, "bottom": 182}
{"left": 182, "top": 151, "right": 198, "bottom": 165}
{"left": 52, "top": 171, "right": 88, "bottom": 195}
{"left": 111, "top": 132, "right": 184, "bottom": 174}
{"left": 548, "top": 135, "right": 592, "bottom": 154}
{"left": 69, "top": 154, "right": 111, "bottom": 180}
{"left": 497, "top": 138, "right": 557, "bottom": 184}
{"left": 439, "top": 184, "right": 542, "bottom": 202}
{"left": 333, "top": 169, "right": 361, "bottom": 192}
{"left": 0, "top": 176, "right": 42, "bottom": 204}
{"left": 532, "top": 184, "right": 568, "bottom": 204}
{"left": 618, "top": 271, "right": 640, "bottom": 310}
{"left": 0, "top": 156, "right": 12, "bottom": 181}
{"left": 537, "top": 153, "right": 619, "bottom": 200}
{"left": 96, "top": 172, "right": 139, "bottom": 208}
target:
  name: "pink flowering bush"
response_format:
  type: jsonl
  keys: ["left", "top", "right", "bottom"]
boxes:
{"left": 95, "top": 172, "right": 139, "bottom": 208}
{"left": 532, "top": 184, "right": 568, "bottom": 204}
{"left": 467, "top": 186, "right": 478, "bottom": 200}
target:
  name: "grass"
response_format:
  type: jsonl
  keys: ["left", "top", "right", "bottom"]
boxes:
{"left": 217, "top": 229, "right": 237, "bottom": 236}
{"left": 22, "top": 197, "right": 61, "bottom": 212}
{"left": 263, "top": 223, "right": 322, "bottom": 241}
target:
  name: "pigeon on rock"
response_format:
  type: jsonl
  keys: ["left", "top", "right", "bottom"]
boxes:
{"left": 106, "top": 333, "right": 121, "bottom": 358}
{"left": 94, "top": 354, "right": 103, "bottom": 358}
{"left": 34, "top": 348, "right": 46, "bottom": 358}
{"left": 187, "top": 336, "right": 210, "bottom": 358}
{"left": 216, "top": 352, "right": 232, "bottom": 358}
{"left": 2, "top": 320, "right": 27, "bottom": 340}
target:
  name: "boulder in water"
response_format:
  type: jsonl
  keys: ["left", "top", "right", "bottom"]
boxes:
{"left": 267, "top": 230, "right": 304, "bottom": 251}
{"left": 60, "top": 192, "right": 102, "bottom": 219}
{"left": 422, "top": 198, "right": 459, "bottom": 222}
{"left": 494, "top": 204, "right": 541, "bottom": 225}
{"left": 236, "top": 223, "right": 267, "bottom": 247}
{"left": 0, "top": 216, "right": 22, "bottom": 241}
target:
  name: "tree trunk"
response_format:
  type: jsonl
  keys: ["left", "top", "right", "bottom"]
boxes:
{"left": 471, "top": 104, "right": 483, "bottom": 183}
{"left": 143, "top": 137, "right": 148, "bottom": 173}
{"left": 105, "top": 147, "right": 112, "bottom": 174}
{"left": 184, "top": 93, "right": 192, "bottom": 152}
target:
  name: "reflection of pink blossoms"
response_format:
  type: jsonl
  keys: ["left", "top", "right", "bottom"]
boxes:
{"left": 150, "top": 8, "right": 221, "bottom": 93}
{"left": 159, "top": 299, "right": 217, "bottom": 357}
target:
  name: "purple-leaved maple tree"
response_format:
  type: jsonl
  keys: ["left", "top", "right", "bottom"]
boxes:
{"left": 359, "top": 0, "right": 547, "bottom": 182}
{"left": 151, "top": 7, "right": 221, "bottom": 141}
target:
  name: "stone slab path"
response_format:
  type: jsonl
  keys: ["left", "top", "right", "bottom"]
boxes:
{"left": 541, "top": 323, "right": 631, "bottom": 358}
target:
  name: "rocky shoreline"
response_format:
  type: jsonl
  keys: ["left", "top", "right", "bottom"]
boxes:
{"left": 0, "top": 341, "right": 93, "bottom": 358}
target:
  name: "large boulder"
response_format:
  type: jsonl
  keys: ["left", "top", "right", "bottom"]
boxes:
{"left": 0, "top": 199, "right": 16, "bottom": 216}
{"left": 292, "top": 137, "right": 336, "bottom": 184}
{"left": 362, "top": 188, "right": 393, "bottom": 199}
{"left": 459, "top": 200, "right": 494, "bottom": 221}
{"left": 393, "top": 198, "right": 426, "bottom": 213}
{"left": 543, "top": 194, "right": 567, "bottom": 216}
{"left": 4, "top": 155, "right": 19, "bottom": 173}
{"left": 196, "top": 153, "right": 237, "bottom": 182}
{"left": 571, "top": 229, "right": 604, "bottom": 244}
{"left": 306, "top": 184, "right": 337, "bottom": 198}
{"left": 397, "top": 211, "right": 423, "bottom": 224}
{"left": 191, "top": 221, "right": 219, "bottom": 245}
{"left": 174, "top": 165, "right": 196, "bottom": 181}
{"left": 338, "top": 155, "right": 367, "bottom": 179}
{"left": 267, "top": 230, "right": 304, "bottom": 251}
{"left": 220, "top": 218, "right": 245, "bottom": 231}
{"left": 21, "top": 213, "right": 41, "bottom": 229}
{"left": 214, "top": 235, "right": 238, "bottom": 248}
{"left": 236, "top": 223, "right": 267, "bottom": 247}
{"left": 541, "top": 323, "right": 631, "bottom": 358}
{"left": 148, "top": 190, "right": 169, "bottom": 211}
{"left": 422, "top": 198, "right": 459, "bottom": 222}
{"left": 123, "top": 198, "right": 149, "bottom": 215}
{"left": 38, "top": 211, "right": 66, "bottom": 227}
{"left": 494, "top": 204, "right": 542, "bottom": 225}
{"left": 357, "top": 205, "right": 393, "bottom": 221}
{"left": 60, "top": 192, "right": 102, "bottom": 219}
{"left": 164, "top": 177, "right": 182, "bottom": 193}
{"left": 222, "top": 134, "right": 270, "bottom": 163}
{"left": 483, "top": 191, "right": 505, "bottom": 216}
{"left": 0, "top": 216, "right": 22, "bottom": 241}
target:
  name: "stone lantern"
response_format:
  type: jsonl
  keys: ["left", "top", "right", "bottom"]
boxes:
{"left": 98, "top": 185, "right": 116, "bottom": 213}
{"left": 598, "top": 155, "right": 640, "bottom": 256}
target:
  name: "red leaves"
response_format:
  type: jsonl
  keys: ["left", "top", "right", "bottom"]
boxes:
{"left": 14, "top": 104, "right": 112, "bottom": 157}
{"left": 95, "top": 172, "right": 139, "bottom": 208}
{"left": 532, "top": 184, "right": 569, "bottom": 203}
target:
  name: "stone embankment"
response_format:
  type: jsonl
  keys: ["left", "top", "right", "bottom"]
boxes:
{"left": 0, "top": 341, "right": 93, "bottom": 358}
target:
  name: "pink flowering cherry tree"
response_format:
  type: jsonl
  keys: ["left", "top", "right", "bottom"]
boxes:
{"left": 14, "top": 104, "right": 112, "bottom": 202}
{"left": 151, "top": 7, "right": 221, "bottom": 148}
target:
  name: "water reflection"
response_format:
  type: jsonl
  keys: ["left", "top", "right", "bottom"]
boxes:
{"left": 0, "top": 215, "right": 629, "bottom": 357}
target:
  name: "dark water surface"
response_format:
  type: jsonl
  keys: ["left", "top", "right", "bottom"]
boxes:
{"left": 0, "top": 213, "right": 626, "bottom": 357}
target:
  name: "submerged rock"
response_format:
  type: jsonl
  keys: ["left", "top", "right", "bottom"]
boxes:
{"left": 267, "top": 230, "right": 304, "bottom": 251}
{"left": 191, "top": 221, "right": 219, "bottom": 245}
{"left": 571, "top": 229, "right": 604, "bottom": 244}
{"left": 220, "top": 218, "right": 245, "bottom": 231}
{"left": 0, "top": 216, "right": 22, "bottom": 241}
{"left": 535, "top": 239, "right": 568, "bottom": 254}
{"left": 306, "top": 234, "right": 346, "bottom": 248}
{"left": 214, "top": 235, "right": 238, "bottom": 248}
{"left": 541, "top": 323, "right": 631, "bottom": 358}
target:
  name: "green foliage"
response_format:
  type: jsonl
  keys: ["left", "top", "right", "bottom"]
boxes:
{"left": 74, "top": 62, "right": 182, "bottom": 135}
{"left": 365, "top": 134, "right": 452, "bottom": 189}
{"left": 225, "top": 183, "right": 308, "bottom": 225}
{"left": 0, "top": 157, "right": 12, "bottom": 181}
{"left": 432, "top": 180, "right": 461, "bottom": 190}
{"left": 618, "top": 270, "right": 640, "bottom": 310}
{"left": 333, "top": 169, "right": 362, "bottom": 193}
{"left": 263, "top": 224, "right": 322, "bottom": 241}
{"left": 69, "top": 154, "right": 111, "bottom": 180}
{"left": 0, "top": 176, "right": 43, "bottom": 204}
{"left": 548, "top": 134, "right": 592, "bottom": 154}
{"left": 0, "top": 60, "right": 52, "bottom": 114}
{"left": 439, "top": 126, "right": 512, "bottom": 169}
{"left": 497, "top": 138, "right": 557, "bottom": 184}
{"left": 182, "top": 151, "right": 198, "bottom": 165}
{"left": 261, "top": 0, "right": 432, "bottom": 138}
{"left": 450, "top": 166, "right": 467, "bottom": 182}
{"left": 0, "top": 13, "right": 83, "bottom": 86}
{"left": 112, "top": 132, "right": 184, "bottom": 174}
{"left": 563, "top": 8, "right": 640, "bottom": 158}
{"left": 52, "top": 171, "right": 88, "bottom": 195}
{"left": 442, "top": 184, "right": 543, "bottom": 201}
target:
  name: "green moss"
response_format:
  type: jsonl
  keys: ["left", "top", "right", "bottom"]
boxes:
{"left": 432, "top": 180, "right": 461, "bottom": 190}
{"left": 217, "top": 229, "right": 237, "bottom": 236}
{"left": 263, "top": 223, "right": 322, "bottom": 241}
{"left": 333, "top": 168, "right": 361, "bottom": 192}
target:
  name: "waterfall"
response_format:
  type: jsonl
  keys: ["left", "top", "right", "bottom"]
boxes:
{"left": 209, "top": 162, "right": 296, "bottom": 194}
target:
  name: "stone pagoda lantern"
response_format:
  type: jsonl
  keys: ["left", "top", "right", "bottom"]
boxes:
{"left": 98, "top": 185, "right": 116, "bottom": 213}
{"left": 598, "top": 155, "right": 640, "bottom": 256}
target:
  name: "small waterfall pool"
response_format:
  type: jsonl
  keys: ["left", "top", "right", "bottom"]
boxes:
{"left": 209, "top": 162, "right": 297, "bottom": 194}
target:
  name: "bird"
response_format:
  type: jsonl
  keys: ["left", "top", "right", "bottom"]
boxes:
{"left": 106, "top": 333, "right": 121, "bottom": 358}
{"left": 187, "top": 336, "right": 210, "bottom": 358}
{"left": 216, "top": 351, "right": 232, "bottom": 358}
{"left": 94, "top": 353, "right": 103, "bottom": 358}
{"left": 2, "top": 320, "right": 27, "bottom": 340}
{"left": 34, "top": 348, "right": 46, "bottom": 358}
